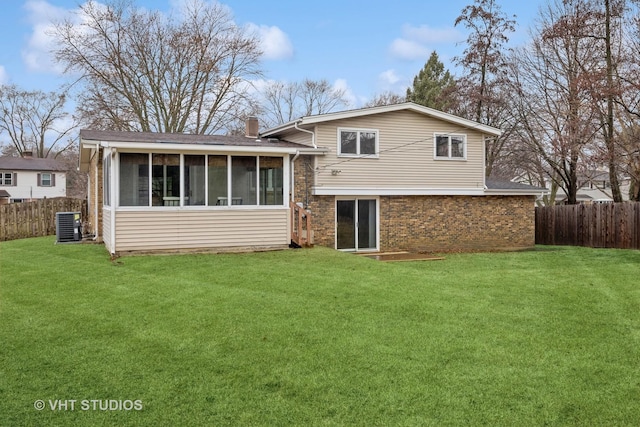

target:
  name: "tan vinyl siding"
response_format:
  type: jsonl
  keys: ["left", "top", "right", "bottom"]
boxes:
{"left": 280, "top": 129, "right": 314, "bottom": 147}
{"left": 102, "top": 207, "right": 112, "bottom": 251}
{"left": 114, "top": 208, "right": 289, "bottom": 252}
{"left": 314, "top": 110, "right": 485, "bottom": 190}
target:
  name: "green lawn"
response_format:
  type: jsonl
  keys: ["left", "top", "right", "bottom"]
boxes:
{"left": 1, "top": 237, "right": 639, "bottom": 426}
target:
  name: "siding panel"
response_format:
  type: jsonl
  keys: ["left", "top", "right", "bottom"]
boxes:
{"left": 102, "top": 207, "right": 111, "bottom": 251}
{"left": 114, "top": 209, "right": 289, "bottom": 252}
{"left": 313, "top": 110, "right": 486, "bottom": 190}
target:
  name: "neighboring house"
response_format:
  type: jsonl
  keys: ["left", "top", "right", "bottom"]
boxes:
{"left": 529, "top": 170, "right": 632, "bottom": 204}
{"left": 0, "top": 154, "right": 67, "bottom": 202}
{"left": 79, "top": 102, "right": 546, "bottom": 255}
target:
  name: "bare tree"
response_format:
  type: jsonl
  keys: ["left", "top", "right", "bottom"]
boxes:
{"left": 0, "top": 84, "right": 77, "bottom": 158}
{"left": 363, "top": 91, "right": 406, "bottom": 108}
{"left": 454, "top": 0, "right": 517, "bottom": 176}
{"left": 52, "top": 0, "right": 262, "bottom": 134}
{"left": 259, "top": 79, "right": 350, "bottom": 127}
{"left": 508, "top": 0, "right": 603, "bottom": 204}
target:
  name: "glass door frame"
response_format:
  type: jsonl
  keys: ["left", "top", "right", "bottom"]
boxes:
{"left": 335, "top": 196, "right": 379, "bottom": 252}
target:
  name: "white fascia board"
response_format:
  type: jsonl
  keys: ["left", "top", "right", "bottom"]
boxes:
{"left": 313, "top": 187, "right": 486, "bottom": 196}
{"left": 262, "top": 103, "right": 503, "bottom": 137}
{"left": 485, "top": 189, "right": 549, "bottom": 196}
{"left": 100, "top": 141, "right": 302, "bottom": 155}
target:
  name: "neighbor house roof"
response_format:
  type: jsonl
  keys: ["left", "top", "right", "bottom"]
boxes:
{"left": 261, "top": 102, "right": 503, "bottom": 138}
{"left": 0, "top": 156, "right": 65, "bottom": 172}
{"left": 0, "top": 189, "right": 11, "bottom": 198}
{"left": 485, "top": 178, "right": 548, "bottom": 196}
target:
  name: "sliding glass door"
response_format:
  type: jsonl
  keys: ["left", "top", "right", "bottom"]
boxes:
{"left": 336, "top": 199, "right": 377, "bottom": 251}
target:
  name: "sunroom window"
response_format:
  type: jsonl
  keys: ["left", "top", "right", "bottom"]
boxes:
{"left": 152, "top": 154, "right": 180, "bottom": 206}
{"left": 119, "top": 153, "right": 149, "bottom": 206}
{"left": 117, "top": 153, "right": 284, "bottom": 207}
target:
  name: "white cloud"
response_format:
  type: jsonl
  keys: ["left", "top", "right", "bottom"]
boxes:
{"left": 0, "top": 66, "right": 8, "bottom": 84}
{"left": 389, "top": 24, "right": 462, "bottom": 61}
{"left": 21, "top": 0, "right": 76, "bottom": 74}
{"left": 401, "top": 24, "right": 461, "bottom": 44}
{"left": 379, "top": 69, "right": 401, "bottom": 86}
{"left": 332, "top": 78, "right": 358, "bottom": 108}
{"left": 389, "top": 38, "right": 431, "bottom": 61}
{"left": 247, "top": 23, "right": 294, "bottom": 61}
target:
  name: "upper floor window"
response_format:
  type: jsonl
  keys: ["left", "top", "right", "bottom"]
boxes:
{"left": 434, "top": 134, "right": 466, "bottom": 160}
{"left": 338, "top": 128, "right": 378, "bottom": 157}
{"left": 0, "top": 172, "right": 14, "bottom": 186}
{"left": 38, "top": 172, "right": 55, "bottom": 186}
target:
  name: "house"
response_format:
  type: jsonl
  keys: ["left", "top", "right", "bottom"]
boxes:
{"left": 0, "top": 153, "right": 67, "bottom": 203}
{"left": 79, "top": 102, "right": 546, "bottom": 255}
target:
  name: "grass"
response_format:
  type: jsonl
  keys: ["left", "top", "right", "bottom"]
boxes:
{"left": 1, "top": 238, "right": 640, "bottom": 426}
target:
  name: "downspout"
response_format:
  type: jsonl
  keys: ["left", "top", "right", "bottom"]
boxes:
{"left": 110, "top": 148, "right": 116, "bottom": 256}
{"left": 294, "top": 121, "right": 316, "bottom": 149}
{"left": 293, "top": 121, "right": 316, "bottom": 208}
{"left": 93, "top": 149, "right": 99, "bottom": 240}
{"left": 290, "top": 151, "right": 300, "bottom": 202}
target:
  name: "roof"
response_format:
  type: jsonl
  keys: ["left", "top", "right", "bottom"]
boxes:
{"left": 0, "top": 189, "right": 11, "bottom": 198}
{"left": 262, "top": 102, "right": 503, "bottom": 137}
{"left": 79, "top": 129, "right": 327, "bottom": 172}
{"left": 80, "top": 129, "right": 308, "bottom": 149}
{"left": 485, "top": 178, "right": 548, "bottom": 195}
{"left": 0, "top": 156, "right": 65, "bottom": 172}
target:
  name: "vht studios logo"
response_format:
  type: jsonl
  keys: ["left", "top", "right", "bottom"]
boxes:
{"left": 34, "top": 399, "right": 143, "bottom": 411}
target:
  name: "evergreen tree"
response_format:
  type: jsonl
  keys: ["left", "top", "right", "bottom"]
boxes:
{"left": 406, "top": 51, "right": 455, "bottom": 111}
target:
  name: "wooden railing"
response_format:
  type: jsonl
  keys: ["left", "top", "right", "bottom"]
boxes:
{"left": 290, "top": 201, "right": 313, "bottom": 247}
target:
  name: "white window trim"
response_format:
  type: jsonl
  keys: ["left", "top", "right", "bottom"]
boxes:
{"left": 40, "top": 172, "right": 53, "bottom": 186}
{"left": 433, "top": 133, "right": 467, "bottom": 160}
{"left": 0, "top": 171, "right": 13, "bottom": 186}
{"left": 116, "top": 152, "right": 289, "bottom": 209}
{"left": 337, "top": 128, "right": 379, "bottom": 158}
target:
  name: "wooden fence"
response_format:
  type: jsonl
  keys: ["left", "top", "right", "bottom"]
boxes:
{"left": 0, "top": 198, "right": 88, "bottom": 242}
{"left": 535, "top": 202, "right": 640, "bottom": 249}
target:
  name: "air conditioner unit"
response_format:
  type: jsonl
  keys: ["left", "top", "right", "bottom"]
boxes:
{"left": 56, "top": 212, "right": 82, "bottom": 243}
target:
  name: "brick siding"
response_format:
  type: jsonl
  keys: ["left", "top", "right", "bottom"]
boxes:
{"left": 306, "top": 194, "right": 535, "bottom": 252}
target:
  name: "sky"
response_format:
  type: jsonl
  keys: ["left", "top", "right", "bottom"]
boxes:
{"left": 0, "top": 0, "right": 544, "bottom": 109}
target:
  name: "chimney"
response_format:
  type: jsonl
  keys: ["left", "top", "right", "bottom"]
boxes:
{"left": 245, "top": 116, "right": 259, "bottom": 138}
{"left": 23, "top": 151, "right": 33, "bottom": 158}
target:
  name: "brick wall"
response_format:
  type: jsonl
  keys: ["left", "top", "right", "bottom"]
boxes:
{"left": 293, "top": 155, "right": 314, "bottom": 208}
{"left": 308, "top": 194, "right": 535, "bottom": 252}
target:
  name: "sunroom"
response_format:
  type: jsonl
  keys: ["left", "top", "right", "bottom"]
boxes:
{"left": 79, "top": 129, "right": 322, "bottom": 255}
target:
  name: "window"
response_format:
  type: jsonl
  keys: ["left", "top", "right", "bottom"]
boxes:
{"left": 117, "top": 153, "right": 285, "bottom": 207}
{"left": 338, "top": 129, "right": 378, "bottom": 156}
{"left": 103, "top": 155, "right": 111, "bottom": 207}
{"left": 259, "top": 157, "right": 284, "bottom": 206}
{"left": 0, "top": 172, "right": 14, "bottom": 186}
{"left": 152, "top": 154, "right": 180, "bottom": 206}
{"left": 231, "top": 156, "right": 257, "bottom": 205}
{"left": 38, "top": 173, "right": 54, "bottom": 187}
{"left": 208, "top": 155, "right": 228, "bottom": 206}
{"left": 434, "top": 134, "right": 466, "bottom": 159}
{"left": 120, "top": 153, "right": 149, "bottom": 206}
{"left": 184, "top": 155, "right": 205, "bottom": 206}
